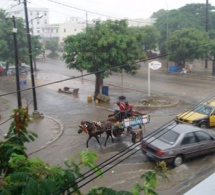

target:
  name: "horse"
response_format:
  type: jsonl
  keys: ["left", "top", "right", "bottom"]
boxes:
{"left": 78, "top": 120, "right": 114, "bottom": 148}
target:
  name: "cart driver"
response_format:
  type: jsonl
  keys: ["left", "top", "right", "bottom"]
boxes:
{"left": 124, "top": 101, "right": 134, "bottom": 117}
{"left": 114, "top": 101, "right": 126, "bottom": 121}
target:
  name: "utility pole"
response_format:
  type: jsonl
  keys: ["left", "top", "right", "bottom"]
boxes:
{"left": 86, "top": 11, "right": 88, "bottom": 28}
{"left": 12, "top": 15, "right": 22, "bottom": 108}
{"left": 30, "top": 15, "right": 43, "bottom": 72}
{"left": 23, "top": 0, "right": 39, "bottom": 114}
{"left": 205, "top": 0, "right": 209, "bottom": 69}
{"left": 164, "top": 0, "right": 169, "bottom": 72}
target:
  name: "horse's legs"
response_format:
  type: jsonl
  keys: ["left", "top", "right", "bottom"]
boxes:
{"left": 104, "top": 132, "right": 109, "bottom": 146}
{"left": 104, "top": 130, "right": 114, "bottom": 146}
{"left": 95, "top": 135, "right": 102, "bottom": 148}
{"left": 109, "top": 130, "right": 114, "bottom": 143}
{"left": 86, "top": 136, "right": 91, "bottom": 148}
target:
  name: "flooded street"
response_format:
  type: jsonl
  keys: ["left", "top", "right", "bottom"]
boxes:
{"left": 1, "top": 58, "right": 215, "bottom": 194}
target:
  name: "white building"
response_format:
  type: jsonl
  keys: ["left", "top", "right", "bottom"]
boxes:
{"left": 41, "top": 17, "right": 87, "bottom": 44}
{"left": 128, "top": 18, "right": 156, "bottom": 27}
{"left": 6, "top": 4, "right": 49, "bottom": 36}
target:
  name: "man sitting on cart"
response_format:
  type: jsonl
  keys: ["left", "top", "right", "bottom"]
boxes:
{"left": 124, "top": 101, "right": 134, "bottom": 118}
{"left": 114, "top": 101, "right": 126, "bottom": 121}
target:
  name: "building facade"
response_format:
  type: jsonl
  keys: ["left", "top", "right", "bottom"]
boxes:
{"left": 7, "top": 4, "right": 49, "bottom": 36}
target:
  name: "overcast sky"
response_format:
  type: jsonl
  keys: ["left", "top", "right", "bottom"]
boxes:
{"left": 0, "top": 0, "right": 213, "bottom": 23}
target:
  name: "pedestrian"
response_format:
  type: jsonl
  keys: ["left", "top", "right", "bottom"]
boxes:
{"left": 124, "top": 101, "right": 134, "bottom": 117}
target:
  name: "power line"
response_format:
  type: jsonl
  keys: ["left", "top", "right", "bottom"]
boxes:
{"left": 45, "top": 0, "right": 153, "bottom": 25}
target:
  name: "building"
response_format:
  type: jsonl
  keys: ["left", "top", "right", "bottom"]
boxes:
{"left": 41, "top": 17, "right": 87, "bottom": 44}
{"left": 7, "top": 4, "right": 49, "bottom": 36}
{"left": 128, "top": 18, "right": 156, "bottom": 27}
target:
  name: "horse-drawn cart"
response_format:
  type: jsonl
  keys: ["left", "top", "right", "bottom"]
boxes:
{"left": 110, "top": 114, "right": 150, "bottom": 143}
{"left": 78, "top": 113, "right": 150, "bottom": 148}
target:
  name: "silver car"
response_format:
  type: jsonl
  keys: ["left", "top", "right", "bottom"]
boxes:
{"left": 142, "top": 124, "right": 215, "bottom": 167}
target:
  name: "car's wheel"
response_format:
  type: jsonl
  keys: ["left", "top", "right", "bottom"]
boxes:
{"left": 199, "top": 122, "right": 207, "bottom": 129}
{"left": 173, "top": 155, "right": 183, "bottom": 167}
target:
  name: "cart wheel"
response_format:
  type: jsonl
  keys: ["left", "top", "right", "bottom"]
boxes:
{"left": 113, "top": 126, "right": 124, "bottom": 137}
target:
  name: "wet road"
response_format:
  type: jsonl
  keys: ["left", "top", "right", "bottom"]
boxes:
{"left": 1, "top": 59, "right": 215, "bottom": 194}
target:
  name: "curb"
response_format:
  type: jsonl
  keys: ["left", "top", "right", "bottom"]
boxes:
{"left": 133, "top": 100, "right": 179, "bottom": 109}
{"left": 27, "top": 115, "right": 64, "bottom": 155}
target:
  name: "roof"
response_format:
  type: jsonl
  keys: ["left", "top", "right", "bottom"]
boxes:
{"left": 170, "top": 124, "right": 201, "bottom": 134}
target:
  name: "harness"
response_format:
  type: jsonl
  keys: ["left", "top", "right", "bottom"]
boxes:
{"left": 81, "top": 122, "right": 95, "bottom": 134}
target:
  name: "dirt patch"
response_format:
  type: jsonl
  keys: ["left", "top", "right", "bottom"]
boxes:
{"left": 0, "top": 97, "right": 10, "bottom": 112}
{"left": 133, "top": 95, "right": 179, "bottom": 109}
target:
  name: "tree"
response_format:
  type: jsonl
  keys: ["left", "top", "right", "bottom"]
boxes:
{"left": 167, "top": 28, "right": 207, "bottom": 65}
{"left": 153, "top": 3, "right": 215, "bottom": 54}
{"left": 45, "top": 40, "right": 59, "bottom": 57}
{"left": 63, "top": 19, "right": 146, "bottom": 98}
{"left": 31, "top": 35, "right": 43, "bottom": 60}
{"left": 0, "top": 9, "right": 42, "bottom": 66}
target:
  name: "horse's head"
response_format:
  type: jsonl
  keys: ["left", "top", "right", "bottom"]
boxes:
{"left": 78, "top": 121, "right": 87, "bottom": 134}
{"left": 78, "top": 121, "right": 94, "bottom": 134}
{"left": 78, "top": 126, "right": 83, "bottom": 134}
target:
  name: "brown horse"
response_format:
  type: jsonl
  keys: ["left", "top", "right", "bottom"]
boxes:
{"left": 78, "top": 121, "right": 114, "bottom": 148}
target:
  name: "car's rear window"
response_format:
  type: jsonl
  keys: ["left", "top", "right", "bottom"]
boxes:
{"left": 156, "top": 129, "right": 179, "bottom": 145}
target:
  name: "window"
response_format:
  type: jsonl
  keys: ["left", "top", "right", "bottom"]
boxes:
{"left": 64, "top": 29, "right": 66, "bottom": 32}
{"left": 195, "top": 131, "right": 212, "bottom": 142}
{"left": 156, "top": 129, "right": 179, "bottom": 145}
{"left": 37, "top": 29, "right": 40, "bottom": 33}
{"left": 74, "top": 29, "right": 77, "bottom": 31}
{"left": 44, "top": 12, "right": 47, "bottom": 16}
{"left": 193, "top": 105, "right": 213, "bottom": 115}
{"left": 181, "top": 132, "right": 197, "bottom": 145}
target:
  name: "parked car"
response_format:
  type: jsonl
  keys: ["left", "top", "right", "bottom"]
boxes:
{"left": 0, "top": 61, "right": 16, "bottom": 75}
{"left": 0, "top": 66, "right": 4, "bottom": 74}
{"left": 175, "top": 100, "right": 215, "bottom": 128}
{"left": 0, "top": 61, "right": 6, "bottom": 74}
{"left": 141, "top": 124, "right": 215, "bottom": 167}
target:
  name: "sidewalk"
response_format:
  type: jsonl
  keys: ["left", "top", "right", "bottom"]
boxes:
{"left": 0, "top": 93, "right": 64, "bottom": 155}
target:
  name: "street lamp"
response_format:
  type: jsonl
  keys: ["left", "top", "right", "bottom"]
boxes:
{"left": 205, "top": 0, "right": 209, "bottom": 69}
{"left": 29, "top": 15, "right": 43, "bottom": 71}
{"left": 23, "top": 0, "right": 41, "bottom": 116}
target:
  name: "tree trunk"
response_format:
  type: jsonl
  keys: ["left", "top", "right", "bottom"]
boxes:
{"left": 94, "top": 73, "right": 101, "bottom": 99}
{"left": 212, "top": 57, "right": 215, "bottom": 76}
{"left": 100, "top": 76, "right": 103, "bottom": 87}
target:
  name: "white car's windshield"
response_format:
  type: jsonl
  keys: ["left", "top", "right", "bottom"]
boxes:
{"left": 193, "top": 104, "right": 213, "bottom": 115}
